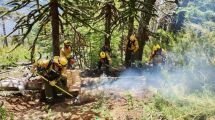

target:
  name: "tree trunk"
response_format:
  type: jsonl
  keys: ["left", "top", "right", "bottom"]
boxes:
{"left": 124, "top": 16, "right": 134, "bottom": 67}
{"left": 172, "top": 0, "right": 190, "bottom": 33}
{"left": 136, "top": 0, "right": 156, "bottom": 61}
{"left": 2, "top": 17, "right": 8, "bottom": 47}
{"left": 124, "top": 0, "right": 135, "bottom": 67}
{"left": 104, "top": 3, "right": 112, "bottom": 47}
{"left": 50, "top": 0, "right": 60, "bottom": 56}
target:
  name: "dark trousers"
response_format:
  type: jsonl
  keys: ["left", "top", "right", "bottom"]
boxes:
{"left": 67, "top": 58, "right": 73, "bottom": 69}
{"left": 44, "top": 77, "right": 67, "bottom": 101}
{"left": 98, "top": 59, "right": 110, "bottom": 75}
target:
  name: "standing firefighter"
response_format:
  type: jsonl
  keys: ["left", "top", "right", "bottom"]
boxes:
{"left": 31, "top": 56, "right": 68, "bottom": 104}
{"left": 60, "top": 40, "right": 75, "bottom": 69}
{"left": 149, "top": 44, "right": 166, "bottom": 69}
{"left": 125, "top": 34, "right": 139, "bottom": 67}
{"left": 98, "top": 45, "right": 112, "bottom": 75}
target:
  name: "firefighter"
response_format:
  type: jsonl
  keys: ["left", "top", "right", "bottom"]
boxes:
{"left": 31, "top": 56, "right": 68, "bottom": 104}
{"left": 125, "top": 34, "right": 139, "bottom": 67}
{"left": 60, "top": 40, "right": 75, "bottom": 69}
{"left": 149, "top": 44, "right": 166, "bottom": 67}
{"left": 98, "top": 45, "right": 112, "bottom": 75}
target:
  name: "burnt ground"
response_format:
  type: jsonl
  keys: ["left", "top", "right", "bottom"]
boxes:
{"left": 0, "top": 66, "right": 154, "bottom": 120}
{"left": 0, "top": 90, "right": 154, "bottom": 120}
{"left": 0, "top": 93, "right": 99, "bottom": 120}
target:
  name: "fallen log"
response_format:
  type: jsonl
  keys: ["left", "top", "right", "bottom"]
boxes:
{"left": 0, "top": 90, "right": 40, "bottom": 96}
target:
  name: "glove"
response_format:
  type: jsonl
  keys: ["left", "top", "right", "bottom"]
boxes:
{"left": 49, "top": 80, "right": 57, "bottom": 86}
{"left": 70, "top": 59, "right": 76, "bottom": 64}
{"left": 109, "top": 59, "right": 112, "bottom": 65}
{"left": 30, "top": 68, "right": 36, "bottom": 74}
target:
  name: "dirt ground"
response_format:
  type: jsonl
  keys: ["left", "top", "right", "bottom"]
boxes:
{"left": 0, "top": 67, "right": 154, "bottom": 120}
{"left": 0, "top": 94, "right": 99, "bottom": 120}
{"left": 0, "top": 90, "right": 154, "bottom": 120}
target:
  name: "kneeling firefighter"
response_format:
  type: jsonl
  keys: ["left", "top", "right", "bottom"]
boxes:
{"left": 149, "top": 44, "right": 166, "bottom": 70}
{"left": 60, "top": 40, "right": 76, "bottom": 69}
{"left": 31, "top": 56, "right": 68, "bottom": 104}
{"left": 125, "top": 34, "right": 139, "bottom": 67}
{"left": 98, "top": 46, "right": 112, "bottom": 75}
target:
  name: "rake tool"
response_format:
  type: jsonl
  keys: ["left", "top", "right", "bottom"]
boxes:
{"left": 35, "top": 72, "right": 75, "bottom": 98}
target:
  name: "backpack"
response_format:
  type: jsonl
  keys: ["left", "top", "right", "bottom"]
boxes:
{"left": 37, "top": 59, "right": 61, "bottom": 81}
{"left": 127, "top": 40, "right": 135, "bottom": 49}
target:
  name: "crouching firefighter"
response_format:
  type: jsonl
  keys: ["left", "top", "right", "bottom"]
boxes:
{"left": 31, "top": 56, "right": 68, "bottom": 104}
{"left": 98, "top": 47, "right": 112, "bottom": 75}
{"left": 60, "top": 40, "right": 76, "bottom": 69}
{"left": 125, "top": 34, "right": 139, "bottom": 67}
{"left": 149, "top": 44, "right": 166, "bottom": 71}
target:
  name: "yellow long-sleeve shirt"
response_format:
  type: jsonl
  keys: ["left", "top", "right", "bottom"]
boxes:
{"left": 33, "top": 58, "right": 66, "bottom": 76}
{"left": 60, "top": 47, "right": 72, "bottom": 59}
{"left": 126, "top": 39, "right": 139, "bottom": 53}
{"left": 99, "top": 51, "right": 112, "bottom": 65}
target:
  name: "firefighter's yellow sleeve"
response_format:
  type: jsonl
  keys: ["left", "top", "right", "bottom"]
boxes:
{"left": 60, "top": 48, "right": 65, "bottom": 57}
{"left": 36, "top": 59, "right": 50, "bottom": 68}
{"left": 60, "top": 47, "right": 72, "bottom": 59}
{"left": 133, "top": 40, "right": 139, "bottom": 53}
{"left": 106, "top": 52, "right": 112, "bottom": 65}
{"left": 61, "top": 67, "right": 67, "bottom": 77}
{"left": 31, "top": 59, "right": 49, "bottom": 73}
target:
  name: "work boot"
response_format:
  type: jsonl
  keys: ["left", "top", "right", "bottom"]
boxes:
{"left": 55, "top": 94, "right": 65, "bottom": 103}
{"left": 45, "top": 97, "right": 55, "bottom": 106}
{"left": 40, "top": 90, "right": 46, "bottom": 102}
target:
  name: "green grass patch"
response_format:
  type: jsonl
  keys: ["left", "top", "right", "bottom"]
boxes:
{"left": 0, "top": 106, "right": 13, "bottom": 120}
{"left": 0, "top": 45, "right": 30, "bottom": 68}
{"left": 142, "top": 92, "right": 215, "bottom": 120}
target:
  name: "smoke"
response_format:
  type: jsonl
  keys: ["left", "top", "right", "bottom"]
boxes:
{"left": 87, "top": 43, "right": 215, "bottom": 99}
{"left": 83, "top": 0, "right": 215, "bottom": 99}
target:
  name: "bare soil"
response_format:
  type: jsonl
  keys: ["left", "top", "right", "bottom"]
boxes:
{"left": 0, "top": 67, "right": 154, "bottom": 120}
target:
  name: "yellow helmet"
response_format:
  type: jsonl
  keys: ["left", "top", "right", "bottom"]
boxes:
{"left": 156, "top": 44, "right": 161, "bottom": 49}
{"left": 53, "top": 56, "right": 68, "bottom": 67}
{"left": 64, "top": 40, "right": 71, "bottom": 46}
{"left": 153, "top": 44, "right": 161, "bottom": 51}
{"left": 130, "top": 34, "right": 137, "bottom": 41}
{"left": 100, "top": 51, "right": 106, "bottom": 58}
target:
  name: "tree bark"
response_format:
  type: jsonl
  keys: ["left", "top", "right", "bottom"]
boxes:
{"left": 124, "top": 0, "right": 135, "bottom": 67}
{"left": 172, "top": 0, "right": 190, "bottom": 33}
{"left": 50, "top": 0, "right": 60, "bottom": 56}
{"left": 2, "top": 17, "right": 8, "bottom": 47}
{"left": 104, "top": 3, "right": 112, "bottom": 48}
{"left": 136, "top": 0, "right": 156, "bottom": 61}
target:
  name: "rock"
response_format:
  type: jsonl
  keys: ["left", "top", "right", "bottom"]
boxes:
{"left": 70, "top": 114, "right": 80, "bottom": 119}
{"left": 17, "top": 105, "right": 27, "bottom": 110}
{"left": 35, "top": 99, "right": 40, "bottom": 103}
{"left": 28, "top": 101, "right": 36, "bottom": 105}
{"left": 13, "top": 106, "right": 21, "bottom": 111}
{"left": 20, "top": 102, "right": 28, "bottom": 106}
{"left": 11, "top": 98, "right": 19, "bottom": 103}
{"left": 62, "top": 112, "right": 71, "bottom": 119}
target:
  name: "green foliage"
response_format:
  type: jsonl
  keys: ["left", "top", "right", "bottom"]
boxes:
{"left": 141, "top": 92, "right": 215, "bottom": 119}
{"left": 0, "top": 106, "right": 7, "bottom": 120}
{"left": 0, "top": 45, "right": 30, "bottom": 68}
{"left": 124, "top": 92, "right": 134, "bottom": 110}
{"left": 92, "top": 93, "right": 113, "bottom": 119}
{"left": 0, "top": 106, "right": 13, "bottom": 120}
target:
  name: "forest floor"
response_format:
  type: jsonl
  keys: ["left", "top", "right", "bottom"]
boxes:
{"left": 2, "top": 66, "right": 215, "bottom": 120}
{"left": 0, "top": 66, "right": 155, "bottom": 120}
{"left": 0, "top": 91, "right": 154, "bottom": 120}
